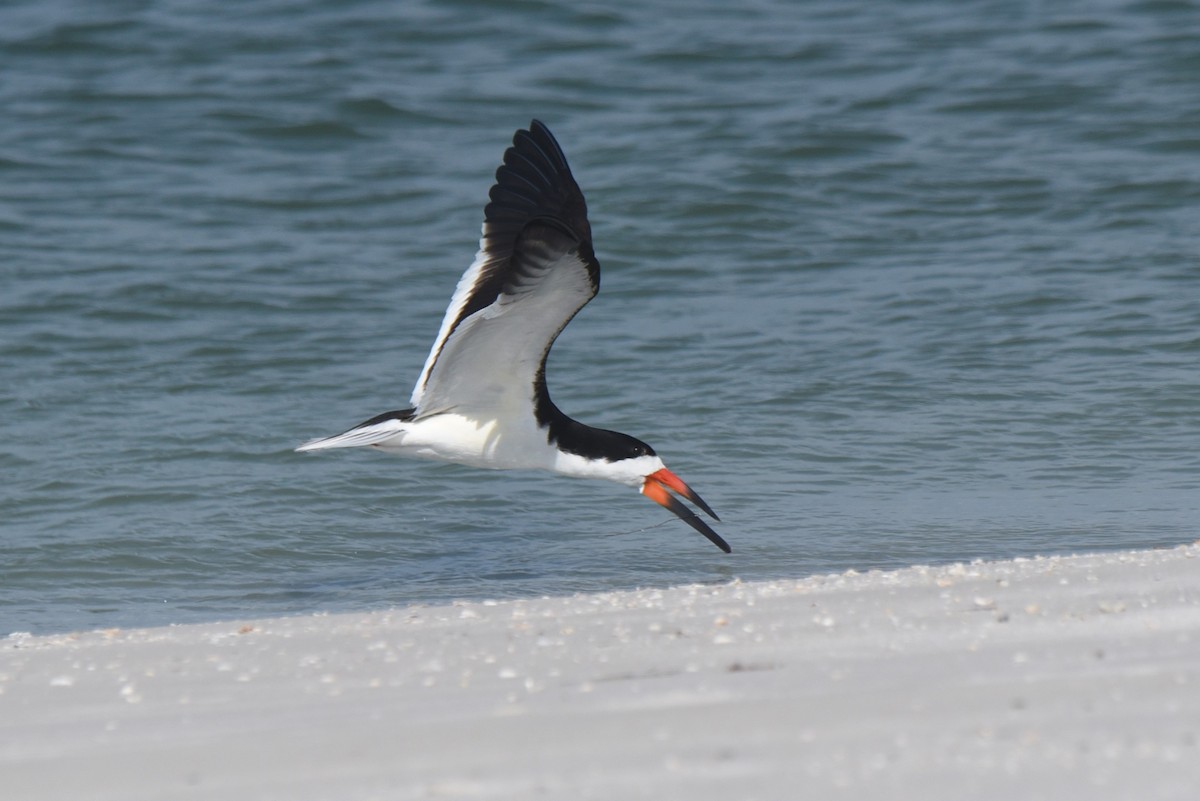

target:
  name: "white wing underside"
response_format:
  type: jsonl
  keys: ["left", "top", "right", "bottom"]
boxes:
{"left": 410, "top": 229, "right": 491, "bottom": 409}
{"left": 411, "top": 235, "right": 596, "bottom": 422}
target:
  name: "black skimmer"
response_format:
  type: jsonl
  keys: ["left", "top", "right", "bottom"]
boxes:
{"left": 296, "top": 120, "right": 729, "bottom": 553}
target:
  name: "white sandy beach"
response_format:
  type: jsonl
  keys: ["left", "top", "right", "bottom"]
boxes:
{"left": 3, "top": 544, "right": 1198, "bottom": 800}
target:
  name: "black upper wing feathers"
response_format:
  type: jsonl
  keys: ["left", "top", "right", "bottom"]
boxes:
{"left": 504, "top": 147, "right": 555, "bottom": 189}
{"left": 483, "top": 120, "right": 591, "bottom": 244}
{"left": 460, "top": 120, "right": 596, "bottom": 318}
{"left": 492, "top": 167, "right": 544, "bottom": 201}
{"left": 527, "top": 119, "right": 574, "bottom": 176}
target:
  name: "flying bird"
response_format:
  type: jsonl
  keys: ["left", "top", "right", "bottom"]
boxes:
{"left": 297, "top": 120, "right": 729, "bottom": 553}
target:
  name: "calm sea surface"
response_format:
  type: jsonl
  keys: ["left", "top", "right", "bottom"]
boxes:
{"left": 3, "top": 0, "right": 1199, "bottom": 634}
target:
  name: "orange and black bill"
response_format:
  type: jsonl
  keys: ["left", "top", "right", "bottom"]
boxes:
{"left": 642, "top": 468, "right": 730, "bottom": 553}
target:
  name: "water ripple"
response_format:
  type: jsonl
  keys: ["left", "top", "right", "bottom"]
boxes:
{"left": 2, "top": 0, "right": 1198, "bottom": 634}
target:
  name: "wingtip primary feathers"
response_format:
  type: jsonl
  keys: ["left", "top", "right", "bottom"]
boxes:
{"left": 487, "top": 120, "right": 590, "bottom": 241}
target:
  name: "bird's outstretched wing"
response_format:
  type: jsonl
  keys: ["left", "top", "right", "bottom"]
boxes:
{"left": 409, "top": 121, "right": 599, "bottom": 420}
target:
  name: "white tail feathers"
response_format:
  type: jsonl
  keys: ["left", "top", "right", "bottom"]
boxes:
{"left": 295, "top": 418, "right": 407, "bottom": 452}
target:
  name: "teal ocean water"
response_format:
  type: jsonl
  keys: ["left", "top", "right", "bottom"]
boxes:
{"left": 3, "top": 0, "right": 1198, "bottom": 634}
